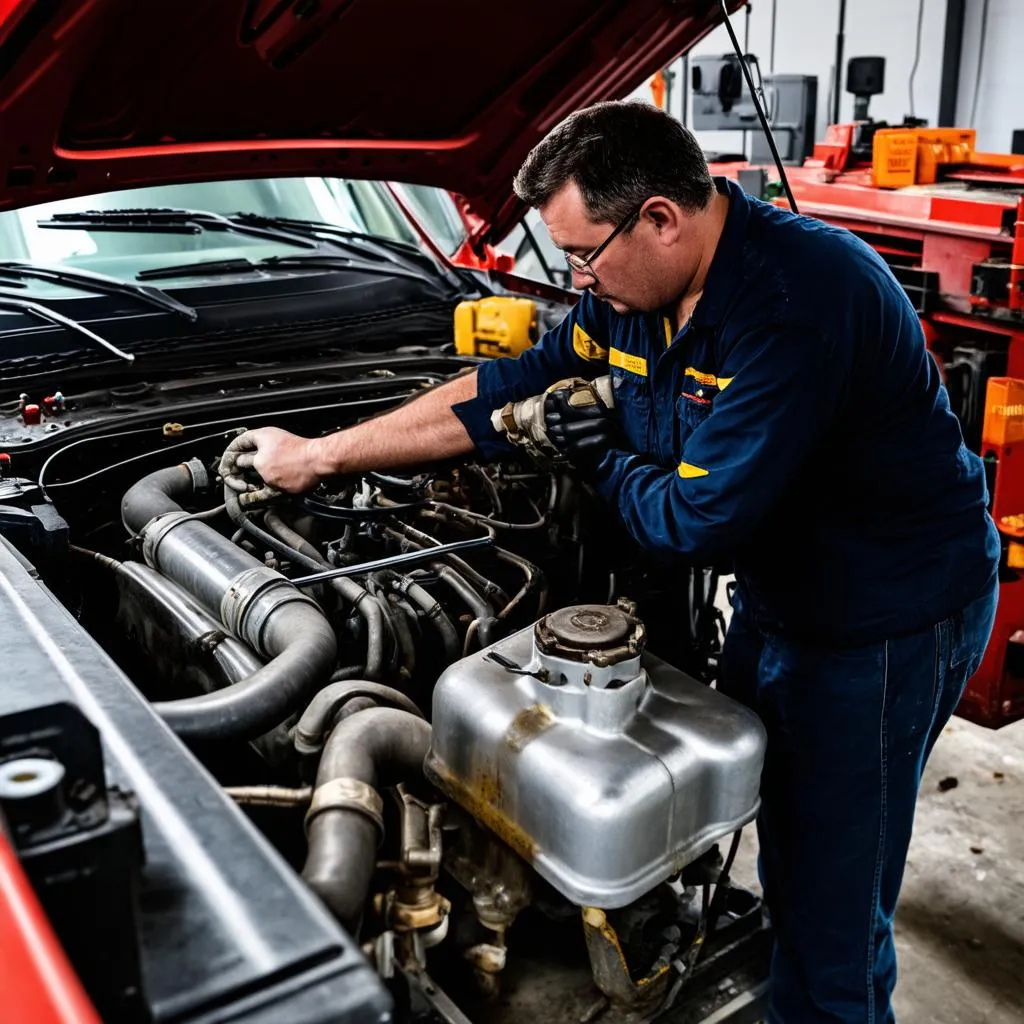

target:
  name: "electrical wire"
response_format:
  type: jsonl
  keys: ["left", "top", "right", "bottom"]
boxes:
{"left": 39, "top": 428, "right": 240, "bottom": 496}
{"left": 680, "top": 882, "right": 711, "bottom": 978}
{"left": 33, "top": 384, "right": 435, "bottom": 500}
{"left": 833, "top": 0, "right": 848, "bottom": 125}
{"left": 908, "top": 0, "right": 926, "bottom": 118}
{"left": 701, "top": 828, "right": 743, "bottom": 953}
{"left": 718, "top": 0, "right": 799, "bottom": 214}
{"left": 740, "top": 4, "right": 752, "bottom": 158}
{"left": 969, "top": 0, "right": 990, "bottom": 128}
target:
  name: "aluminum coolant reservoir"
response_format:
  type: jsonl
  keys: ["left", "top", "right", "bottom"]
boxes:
{"left": 424, "top": 601, "right": 766, "bottom": 908}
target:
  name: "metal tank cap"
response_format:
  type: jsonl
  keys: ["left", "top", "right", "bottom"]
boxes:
{"left": 534, "top": 598, "right": 645, "bottom": 667}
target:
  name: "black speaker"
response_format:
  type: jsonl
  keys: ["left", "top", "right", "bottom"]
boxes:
{"left": 846, "top": 56, "right": 885, "bottom": 97}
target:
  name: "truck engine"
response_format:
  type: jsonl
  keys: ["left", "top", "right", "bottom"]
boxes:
{"left": 0, "top": 354, "right": 767, "bottom": 1024}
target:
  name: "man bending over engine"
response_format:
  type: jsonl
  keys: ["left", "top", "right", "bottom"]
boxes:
{"left": 227, "top": 101, "right": 998, "bottom": 1024}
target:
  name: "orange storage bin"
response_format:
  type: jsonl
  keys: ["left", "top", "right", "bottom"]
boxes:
{"left": 983, "top": 377, "right": 1024, "bottom": 446}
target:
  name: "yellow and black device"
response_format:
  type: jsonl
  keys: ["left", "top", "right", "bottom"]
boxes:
{"left": 454, "top": 297, "right": 537, "bottom": 359}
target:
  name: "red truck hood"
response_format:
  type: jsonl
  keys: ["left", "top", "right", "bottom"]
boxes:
{"left": 0, "top": 0, "right": 738, "bottom": 241}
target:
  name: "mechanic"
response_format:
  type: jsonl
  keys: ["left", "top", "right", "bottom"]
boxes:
{"left": 229, "top": 101, "right": 999, "bottom": 1023}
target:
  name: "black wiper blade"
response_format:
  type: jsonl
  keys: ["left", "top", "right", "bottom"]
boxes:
{"left": 135, "top": 257, "right": 262, "bottom": 282}
{"left": 39, "top": 208, "right": 320, "bottom": 251}
{"left": 230, "top": 214, "right": 425, "bottom": 259}
{"left": 0, "top": 293, "right": 135, "bottom": 362}
{"left": 0, "top": 260, "right": 197, "bottom": 321}
{"left": 137, "top": 252, "right": 436, "bottom": 285}
{"left": 259, "top": 253, "right": 438, "bottom": 283}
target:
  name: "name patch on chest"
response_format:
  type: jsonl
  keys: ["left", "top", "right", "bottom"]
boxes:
{"left": 609, "top": 348, "right": 648, "bottom": 378}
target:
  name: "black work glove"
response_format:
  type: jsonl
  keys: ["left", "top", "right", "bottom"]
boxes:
{"left": 543, "top": 387, "right": 620, "bottom": 473}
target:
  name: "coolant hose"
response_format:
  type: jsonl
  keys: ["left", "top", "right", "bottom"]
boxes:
{"left": 293, "top": 680, "right": 424, "bottom": 755}
{"left": 120, "top": 464, "right": 338, "bottom": 740}
{"left": 261, "top": 508, "right": 387, "bottom": 680}
{"left": 122, "top": 462, "right": 199, "bottom": 533}
{"left": 302, "top": 708, "right": 431, "bottom": 928}
{"left": 155, "top": 601, "right": 337, "bottom": 740}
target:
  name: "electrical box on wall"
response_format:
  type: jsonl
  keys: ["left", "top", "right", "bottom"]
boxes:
{"left": 750, "top": 75, "right": 818, "bottom": 164}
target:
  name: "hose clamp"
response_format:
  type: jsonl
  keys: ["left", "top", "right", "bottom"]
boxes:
{"left": 140, "top": 510, "right": 191, "bottom": 570}
{"left": 184, "top": 457, "right": 210, "bottom": 493}
{"left": 304, "top": 777, "right": 385, "bottom": 840}
{"left": 219, "top": 566, "right": 319, "bottom": 657}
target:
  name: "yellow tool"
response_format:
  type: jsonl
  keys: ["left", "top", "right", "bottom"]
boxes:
{"left": 454, "top": 297, "right": 537, "bottom": 358}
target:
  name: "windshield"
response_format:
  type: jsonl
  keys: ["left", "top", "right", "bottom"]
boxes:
{"left": 0, "top": 177, "right": 428, "bottom": 283}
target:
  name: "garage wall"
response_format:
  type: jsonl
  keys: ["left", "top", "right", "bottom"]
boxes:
{"left": 627, "top": 0, "right": 1024, "bottom": 158}
{"left": 955, "top": 0, "right": 1024, "bottom": 152}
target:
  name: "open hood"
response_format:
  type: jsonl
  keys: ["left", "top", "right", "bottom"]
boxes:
{"left": 0, "top": 0, "right": 740, "bottom": 243}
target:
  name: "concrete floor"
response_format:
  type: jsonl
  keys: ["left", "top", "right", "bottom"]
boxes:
{"left": 730, "top": 714, "right": 1024, "bottom": 1023}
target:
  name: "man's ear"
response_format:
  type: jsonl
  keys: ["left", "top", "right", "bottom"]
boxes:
{"left": 643, "top": 198, "right": 684, "bottom": 245}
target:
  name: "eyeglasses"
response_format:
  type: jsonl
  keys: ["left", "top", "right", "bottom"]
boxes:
{"left": 563, "top": 202, "right": 645, "bottom": 278}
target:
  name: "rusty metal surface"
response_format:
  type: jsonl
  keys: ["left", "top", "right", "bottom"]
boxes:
{"left": 426, "top": 617, "right": 766, "bottom": 908}
{"left": 581, "top": 906, "right": 674, "bottom": 1018}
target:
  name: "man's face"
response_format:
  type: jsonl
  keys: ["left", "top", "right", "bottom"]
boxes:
{"left": 539, "top": 181, "right": 693, "bottom": 314}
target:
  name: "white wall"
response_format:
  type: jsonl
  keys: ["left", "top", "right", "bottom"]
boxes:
{"left": 629, "top": 0, "right": 1024, "bottom": 158}
{"left": 955, "top": 0, "right": 1024, "bottom": 152}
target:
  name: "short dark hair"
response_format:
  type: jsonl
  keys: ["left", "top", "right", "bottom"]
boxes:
{"left": 513, "top": 100, "right": 715, "bottom": 225}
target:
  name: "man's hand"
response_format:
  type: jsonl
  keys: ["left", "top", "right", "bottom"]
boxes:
{"left": 543, "top": 386, "right": 620, "bottom": 472}
{"left": 220, "top": 427, "right": 324, "bottom": 494}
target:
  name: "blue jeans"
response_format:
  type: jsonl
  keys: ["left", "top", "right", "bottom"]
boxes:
{"left": 718, "top": 580, "right": 998, "bottom": 1024}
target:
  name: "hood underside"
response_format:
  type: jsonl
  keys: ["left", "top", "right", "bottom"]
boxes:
{"left": 0, "top": 0, "right": 739, "bottom": 240}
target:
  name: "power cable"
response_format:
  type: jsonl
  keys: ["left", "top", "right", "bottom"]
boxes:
{"left": 718, "top": 0, "right": 799, "bottom": 214}
{"left": 908, "top": 0, "right": 926, "bottom": 117}
{"left": 969, "top": 0, "right": 990, "bottom": 128}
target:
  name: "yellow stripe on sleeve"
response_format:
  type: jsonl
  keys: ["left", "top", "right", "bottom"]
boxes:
{"left": 572, "top": 324, "right": 609, "bottom": 362}
{"left": 677, "top": 461, "right": 709, "bottom": 479}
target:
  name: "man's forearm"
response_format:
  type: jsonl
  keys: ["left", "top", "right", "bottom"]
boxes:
{"left": 310, "top": 369, "right": 479, "bottom": 476}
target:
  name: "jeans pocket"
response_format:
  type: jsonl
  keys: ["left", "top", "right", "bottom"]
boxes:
{"left": 949, "top": 613, "right": 968, "bottom": 669}
{"left": 950, "top": 581, "right": 999, "bottom": 672}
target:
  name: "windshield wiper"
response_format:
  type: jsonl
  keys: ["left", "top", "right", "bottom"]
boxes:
{"left": 0, "top": 294, "right": 135, "bottom": 362}
{"left": 39, "top": 208, "right": 321, "bottom": 251}
{"left": 136, "top": 252, "right": 441, "bottom": 285}
{"left": 0, "top": 260, "right": 197, "bottom": 321}
{"left": 229, "top": 214, "right": 425, "bottom": 259}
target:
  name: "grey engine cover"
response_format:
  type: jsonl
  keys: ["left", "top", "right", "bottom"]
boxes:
{"left": 425, "top": 608, "right": 766, "bottom": 909}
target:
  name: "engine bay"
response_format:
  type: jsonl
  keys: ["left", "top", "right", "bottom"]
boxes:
{"left": 0, "top": 351, "right": 769, "bottom": 1024}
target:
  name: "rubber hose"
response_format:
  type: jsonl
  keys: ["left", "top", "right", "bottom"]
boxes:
{"left": 302, "top": 708, "right": 431, "bottom": 928}
{"left": 430, "top": 562, "right": 493, "bottom": 620}
{"left": 262, "top": 509, "right": 386, "bottom": 680}
{"left": 154, "top": 600, "right": 337, "bottom": 740}
{"left": 336, "top": 696, "right": 377, "bottom": 721}
{"left": 121, "top": 469, "right": 338, "bottom": 741}
{"left": 294, "top": 680, "right": 424, "bottom": 755}
{"left": 389, "top": 517, "right": 509, "bottom": 608}
{"left": 385, "top": 590, "right": 416, "bottom": 680}
{"left": 121, "top": 463, "right": 195, "bottom": 533}
{"left": 383, "top": 571, "right": 460, "bottom": 662}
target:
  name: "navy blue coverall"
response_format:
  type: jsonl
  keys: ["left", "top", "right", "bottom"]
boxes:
{"left": 453, "top": 178, "right": 999, "bottom": 1023}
